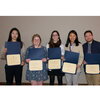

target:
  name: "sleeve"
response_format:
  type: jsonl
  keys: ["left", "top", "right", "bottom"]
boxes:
{"left": 25, "top": 47, "right": 30, "bottom": 60}
{"left": 46, "top": 43, "right": 49, "bottom": 50}
{"left": 21, "top": 43, "right": 26, "bottom": 61}
{"left": 78, "top": 44, "right": 84, "bottom": 66}
{"left": 43, "top": 46, "right": 48, "bottom": 58}
{"left": 99, "top": 42, "right": 100, "bottom": 53}
{"left": 0, "top": 43, "right": 6, "bottom": 60}
{"left": 60, "top": 44, "right": 65, "bottom": 56}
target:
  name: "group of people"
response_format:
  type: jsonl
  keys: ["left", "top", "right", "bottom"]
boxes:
{"left": 0, "top": 28, "right": 100, "bottom": 85}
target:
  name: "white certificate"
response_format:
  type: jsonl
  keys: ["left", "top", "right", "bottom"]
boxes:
{"left": 48, "top": 59, "right": 61, "bottom": 69}
{"left": 62, "top": 62, "right": 77, "bottom": 74}
{"left": 86, "top": 64, "right": 100, "bottom": 74}
{"left": 29, "top": 60, "right": 43, "bottom": 71}
{"left": 7, "top": 54, "right": 21, "bottom": 66}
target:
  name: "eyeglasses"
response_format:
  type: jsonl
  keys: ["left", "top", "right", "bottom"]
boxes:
{"left": 52, "top": 35, "right": 58, "bottom": 36}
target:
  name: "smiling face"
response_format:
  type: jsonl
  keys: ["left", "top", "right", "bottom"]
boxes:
{"left": 84, "top": 32, "right": 93, "bottom": 42}
{"left": 32, "top": 36, "right": 41, "bottom": 47}
{"left": 69, "top": 33, "right": 77, "bottom": 43}
{"left": 52, "top": 32, "right": 59, "bottom": 42}
{"left": 11, "top": 30, "right": 18, "bottom": 41}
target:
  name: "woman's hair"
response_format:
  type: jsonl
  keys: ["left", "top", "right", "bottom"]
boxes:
{"left": 65, "top": 30, "right": 80, "bottom": 47}
{"left": 32, "top": 34, "right": 42, "bottom": 46}
{"left": 8, "top": 27, "right": 23, "bottom": 48}
{"left": 49, "top": 30, "right": 62, "bottom": 48}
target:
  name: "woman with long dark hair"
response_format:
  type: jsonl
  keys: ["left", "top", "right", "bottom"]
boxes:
{"left": 1, "top": 28, "right": 25, "bottom": 85}
{"left": 46, "top": 30, "right": 65, "bottom": 85}
{"left": 65, "top": 30, "right": 84, "bottom": 85}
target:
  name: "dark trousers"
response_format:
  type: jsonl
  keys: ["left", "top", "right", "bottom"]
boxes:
{"left": 49, "top": 75, "right": 63, "bottom": 85}
{"left": 5, "top": 65, "right": 23, "bottom": 85}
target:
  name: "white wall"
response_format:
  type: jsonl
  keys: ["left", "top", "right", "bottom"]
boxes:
{"left": 0, "top": 16, "right": 100, "bottom": 84}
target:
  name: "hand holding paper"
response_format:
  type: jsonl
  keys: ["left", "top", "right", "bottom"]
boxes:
{"left": 29, "top": 60, "right": 43, "bottom": 71}
{"left": 48, "top": 59, "right": 61, "bottom": 69}
{"left": 85, "top": 64, "right": 100, "bottom": 74}
{"left": 5, "top": 42, "right": 21, "bottom": 66}
{"left": 26, "top": 59, "right": 31, "bottom": 63}
{"left": 42, "top": 58, "right": 47, "bottom": 62}
{"left": 84, "top": 54, "right": 100, "bottom": 74}
{"left": 3, "top": 48, "right": 7, "bottom": 54}
{"left": 62, "top": 51, "right": 79, "bottom": 74}
{"left": 48, "top": 48, "right": 61, "bottom": 70}
{"left": 62, "top": 62, "right": 77, "bottom": 74}
{"left": 7, "top": 54, "right": 21, "bottom": 66}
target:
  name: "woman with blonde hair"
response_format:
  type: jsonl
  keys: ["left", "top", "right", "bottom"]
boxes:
{"left": 25, "top": 34, "right": 48, "bottom": 85}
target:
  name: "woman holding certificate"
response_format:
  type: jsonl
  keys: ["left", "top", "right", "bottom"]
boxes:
{"left": 25, "top": 34, "right": 48, "bottom": 85}
{"left": 64, "top": 30, "right": 84, "bottom": 85}
{"left": 1, "top": 28, "right": 25, "bottom": 85}
{"left": 46, "top": 30, "right": 65, "bottom": 85}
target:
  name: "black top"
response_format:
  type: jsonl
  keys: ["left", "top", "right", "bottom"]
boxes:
{"left": 48, "top": 43, "right": 65, "bottom": 76}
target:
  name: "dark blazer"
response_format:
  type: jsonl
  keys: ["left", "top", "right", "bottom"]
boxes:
{"left": 83, "top": 40, "right": 100, "bottom": 55}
